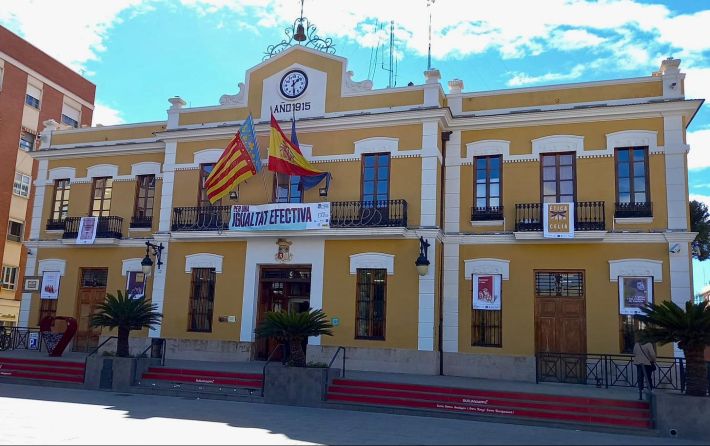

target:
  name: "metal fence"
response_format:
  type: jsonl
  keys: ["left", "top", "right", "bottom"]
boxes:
{"left": 0, "top": 326, "right": 44, "bottom": 352}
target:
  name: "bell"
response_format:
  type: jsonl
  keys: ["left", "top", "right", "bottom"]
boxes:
{"left": 294, "top": 23, "right": 306, "bottom": 42}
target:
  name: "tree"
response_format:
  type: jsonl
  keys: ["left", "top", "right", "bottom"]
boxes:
{"left": 255, "top": 309, "right": 333, "bottom": 367}
{"left": 90, "top": 290, "right": 163, "bottom": 357}
{"left": 690, "top": 200, "right": 710, "bottom": 261}
{"left": 635, "top": 300, "right": 710, "bottom": 396}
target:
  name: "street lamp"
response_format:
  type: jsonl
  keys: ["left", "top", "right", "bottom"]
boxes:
{"left": 415, "top": 236, "right": 430, "bottom": 276}
{"left": 141, "top": 241, "right": 164, "bottom": 277}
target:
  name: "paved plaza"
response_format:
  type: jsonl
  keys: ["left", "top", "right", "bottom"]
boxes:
{"left": 0, "top": 383, "right": 703, "bottom": 445}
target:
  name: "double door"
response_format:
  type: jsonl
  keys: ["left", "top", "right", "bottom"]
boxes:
{"left": 73, "top": 268, "right": 108, "bottom": 352}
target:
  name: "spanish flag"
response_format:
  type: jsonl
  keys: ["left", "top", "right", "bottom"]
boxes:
{"left": 204, "top": 131, "right": 257, "bottom": 204}
{"left": 268, "top": 114, "right": 323, "bottom": 176}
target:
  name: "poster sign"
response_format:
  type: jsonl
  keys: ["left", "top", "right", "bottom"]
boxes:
{"left": 543, "top": 202, "right": 574, "bottom": 239}
{"left": 619, "top": 276, "right": 653, "bottom": 315}
{"left": 40, "top": 271, "right": 61, "bottom": 300}
{"left": 126, "top": 271, "right": 146, "bottom": 299}
{"left": 472, "top": 274, "right": 502, "bottom": 310}
{"left": 77, "top": 216, "right": 98, "bottom": 244}
{"left": 229, "top": 202, "right": 330, "bottom": 231}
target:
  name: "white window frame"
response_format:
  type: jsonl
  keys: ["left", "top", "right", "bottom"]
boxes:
{"left": 1, "top": 266, "right": 18, "bottom": 291}
{"left": 61, "top": 114, "right": 79, "bottom": 128}
{"left": 19, "top": 132, "right": 35, "bottom": 151}
{"left": 13, "top": 172, "right": 31, "bottom": 198}
{"left": 6, "top": 220, "right": 24, "bottom": 243}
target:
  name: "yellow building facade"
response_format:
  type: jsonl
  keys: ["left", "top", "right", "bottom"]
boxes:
{"left": 20, "top": 47, "right": 702, "bottom": 381}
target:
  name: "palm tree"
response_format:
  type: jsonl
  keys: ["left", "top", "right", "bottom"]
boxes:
{"left": 90, "top": 290, "right": 163, "bottom": 357}
{"left": 255, "top": 309, "right": 333, "bottom": 367}
{"left": 635, "top": 300, "right": 710, "bottom": 396}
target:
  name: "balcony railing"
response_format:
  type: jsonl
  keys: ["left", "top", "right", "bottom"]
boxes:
{"left": 171, "top": 200, "right": 409, "bottom": 232}
{"left": 46, "top": 218, "right": 66, "bottom": 231}
{"left": 130, "top": 215, "right": 153, "bottom": 229}
{"left": 515, "top": 201, "right": 606, "bottom": 232}
{"left": 471, "top": 206, "right": 504, "bottom": 222}
{"left": 62, "top": 216, "right": 124, "bottom": 240}
{"left": 615, "top": 201, "right": 652, "bottom": 219}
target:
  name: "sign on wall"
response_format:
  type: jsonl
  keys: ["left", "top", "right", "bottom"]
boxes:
{"left": 619, "top": 276, "right": 653, "bottom": 315}
{"left": 229, "top": 203, "right": 330, "bottom": 231}
{"left": 77, "top": 216, "right": 98, "bottom": 244}
{"left": 126, "top": 271, "right": 146, "bottom": 299}
{"left": 472, "top": 274, "right": 502, "bottom": 310}
{"left": 543, "top": 203, "right": 574, "bottom": 239}
{"left": 40, "top": 271, "right": 61, "bottom": 300}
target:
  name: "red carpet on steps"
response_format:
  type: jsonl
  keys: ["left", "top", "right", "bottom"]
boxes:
{"left": 0, "top": 357, "right": 85, "bottom": 384}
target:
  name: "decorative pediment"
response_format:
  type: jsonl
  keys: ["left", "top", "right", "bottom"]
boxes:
{"left": 464, "top": 258, "right": 510, "bottom": 280}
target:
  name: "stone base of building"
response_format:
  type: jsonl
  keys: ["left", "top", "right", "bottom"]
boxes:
{"left": 443, "top": 352, "right": 536, "bottom": 382}
{"left": 99, "top": 336, "right": 253, "bottom": 362}
{"left": 307, "top": 345, "right": 440, "bottom": 375}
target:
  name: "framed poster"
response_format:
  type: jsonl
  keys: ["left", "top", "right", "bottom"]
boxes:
{"left": 619, "top": 276, "right": 653, "bottom": 315}
{"left": 126, "top": 271, "right": 146, "bottom": 299}
{"left": 77, "top": 216, "right": 98, "bottom": 244}
{"left": 543, "top": 202, "right": 574, "bottom": 239}
{"left": 472, "top": 274, "right": 502, "bottom": 310}
{"left": 40, "top": 271, "right": 61, "bottom": 300}
{"left": 22, "top": 276, "right": 41, "bottom": 293}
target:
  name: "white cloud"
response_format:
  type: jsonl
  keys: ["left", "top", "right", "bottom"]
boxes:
{"left": 690, "top": 194, "right": 710, "bottom": 209}
{"left": 550, "top": 29, "right": 607, "bottom": 51}
{"left": 92, "top": 101, "right": 125, "bottom": 126}
{"left": 688, "top": 128, "right": 710, "bottom": 170}
{"left": 507, "top": 64, "right": 587, "bottom": 87}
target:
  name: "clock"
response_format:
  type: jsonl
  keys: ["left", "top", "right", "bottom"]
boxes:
{"left": 279, "top": 69, "right": 308, "bottom": 99}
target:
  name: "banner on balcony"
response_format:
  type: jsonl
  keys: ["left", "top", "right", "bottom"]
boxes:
{"left": 76, "top": 216, "right": 98, "bottom": 244}
{"left": 618, "top": 276, "right": 653, "bottom": 315}
{"left": 472, "top": 274, "right": 502, "bottom": 310}
{"left": 543, "top": 203, "right": 574, "bottom": 239}
{"left": 229, "top": 202, "right": 330, "bottom": 231}
{"left": 40, "top": 271, "right": 61, "bottom": 300}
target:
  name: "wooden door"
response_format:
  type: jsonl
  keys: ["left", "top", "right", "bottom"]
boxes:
{"left": 256, "top": 280, "right": 288, "bottom": 361}
{"left": 73, "top": 268, "right": 108, "bottom": 352}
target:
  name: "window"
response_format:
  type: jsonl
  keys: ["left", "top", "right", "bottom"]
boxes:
{"left": 472, "top": 309, "right": 502, "bottom": 347}
{"left": 620, "top": 315, "right": 645, "bottom": 353}
{"left": 1, "top": 266, "right": 18, "bottom": 291}
{"left": 473, "top": 155, "right": 502, "bottom": 220}
{"left": 198, "top": 163, "right": 221, "bottom": 206}
{"left": 355, "top": 268, "right": 387, "bottom": 339}
{"left": 19, "top": 131, "right": 35, "bottom": 151}
{"left": 132, "top": 175, "right": 156, "bottom": 227}
{"left": 80, "top": 269, "right": 108, "bottom": 288}
{"left": 273, "top": 174, "right": 302, "bottom": 203}
{"left": 50, "top": 179, "right": 71, "bottom": 223}
{"left": 7, "top": 221, "right": 23, "bottom": 243}
{"left": 13, "top": 172, "right": 31, "bottom": 198}
{"left": 38, "top": 299, "right": 58, "bottom": 325}
{"left": 26, "top": 84, "right": 41, "bottom": 109}
{"left": 61, "top": 114, "right": 78, "bottom": 128}
{"left": 541, "top": 153, "right": 575, "bottom": 203}
{"left": 90, "top": 177, "right": 113, "bottom": 217}
{"left": 615, "top": 147, "right": 651, "bottom": 217}
{"left": 535, "top": 271, "right": 584, "bottom": 297}
{"left": 362, "top": 153, "right": 390, "bottom": 204}
{"left": 25, "top": 94, "right": 40, "bottom": 109}
{"left": 188, "top": 268, "right": 215, "bottom": 332}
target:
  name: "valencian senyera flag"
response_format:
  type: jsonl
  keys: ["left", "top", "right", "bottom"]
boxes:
{"left": 268, "top": 113, "right": 324, "bottom": 177}
{"left": 240, "top": 114, "right": 262, "bottom": 172}
{"left": 204, "top": 131, "right": 257, "bottom": 204}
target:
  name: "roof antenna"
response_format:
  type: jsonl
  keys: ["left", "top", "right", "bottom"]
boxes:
{"left": 427, "top": 0, "right": 435, "bottom": 70}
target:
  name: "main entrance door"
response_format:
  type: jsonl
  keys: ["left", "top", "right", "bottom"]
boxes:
{"left": 73, "top": 268, "right": 108, "bottom": 352}
{"left": 255, "top": 266, "right": 311, "bottom": 360}
{"left": 534, "top": 271, "right": 587, "bottom": 382}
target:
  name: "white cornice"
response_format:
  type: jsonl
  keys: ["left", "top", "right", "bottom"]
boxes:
{"left": 31, "top": 142, "right": 164, "bottom": 160}
{"left": 25, "top": 238, "right": 153, "bottom": 248}
{"left": 457, "top": 75, "right": 658, "bottom": 98}
{"left": 444, "top": 231, "right": 690, "bottom": 244}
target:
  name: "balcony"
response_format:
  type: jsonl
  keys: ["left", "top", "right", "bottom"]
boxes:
{"left": 471, "top": 206, "right": 504, "bottom": 222}
{"left": 62, "top": 216, "right": 124, "bottom": 240}
{"left": 515, "top": 201, "right": 606, "bottom": 232}
{"left": 171, "top": 199, "right": 408, "bottom": 232}
{"left": 615, "top": 201, "right": 652, "bottom": 219}
{"left": 46, "top": 218, "right": 66, "bottom": 231}
{"left": 130, "top": 215, "right": 153, "bottom": 229}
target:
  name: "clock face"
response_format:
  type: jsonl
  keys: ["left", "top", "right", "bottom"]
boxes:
{"left": 280, "top": 70, "right": 308, "bottom": 99}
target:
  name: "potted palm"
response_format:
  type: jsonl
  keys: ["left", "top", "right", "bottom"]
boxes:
{"left": 635, "top": 300, "right": 710, "bottom": 396}
{"left": 86, "top": 290, "right": 162, "bottom": 391}
{"left": 256, "top": 309, "right": 334, "bottom": 404}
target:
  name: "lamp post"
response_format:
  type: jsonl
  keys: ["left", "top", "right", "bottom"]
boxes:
{"left": 415, "top": 236, "right": 430, "bottom": 276}
{"left": 141, "top": 241, "right": 164, "bottom": 277}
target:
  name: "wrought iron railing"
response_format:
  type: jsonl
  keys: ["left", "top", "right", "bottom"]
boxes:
{"left": 615, "top": 201, "right": 653, "bottom": 218}
{"left": 515, "top": 202, "right": 605, "bottom": 232}
{"left": 172, "top": 200, "right": 409, "bottom": 231}
{"left": 46, "top": 218, "right": 66, "bottom": 231}
{"left": 0, "top": 326, "right": 43, "bottom": 351}
{"left": 536, "top": 352, "right": 686, "bottom": 392}
{"left": 130, "top": 215, "right": 153, "bottom": 229}
{"left": 62, "top": 216, "right": 123, "bottom": 239}
{"left": 471, "top": 206, "right": 504, "bottom": 222}
{"left": 329, "top": 199, "right": 407, "bottom": 228}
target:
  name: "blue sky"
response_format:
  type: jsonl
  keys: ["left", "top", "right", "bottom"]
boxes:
{"left": 2, "top": 0, "right": 709, "bottom": 292}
